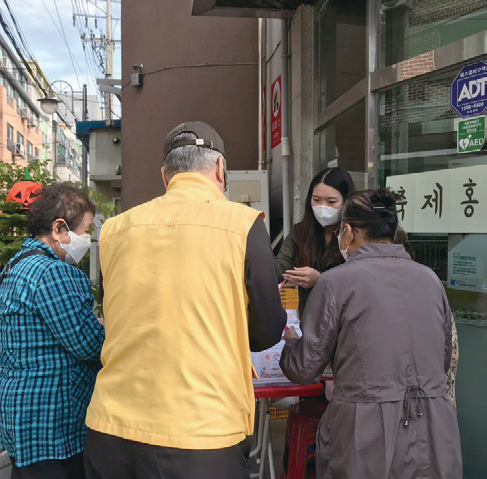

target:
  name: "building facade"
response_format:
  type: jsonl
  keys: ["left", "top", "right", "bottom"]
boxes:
{"left": 121, "top": 0, "right": 259, "bottom": 209}
{"left": 0, "top": 39, "right": 42, "bottom": 168}
{"left": 193, "top": 0, "right": 487, "bottom": 477}
{"left": 0, "top": 40, "right": 88, "bottom": 184}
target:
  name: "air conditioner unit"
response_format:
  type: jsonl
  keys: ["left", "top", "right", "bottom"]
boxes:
{"left": 381, "top": 0, "right": 411, "bottom": 11}
{"left": 27, "top": 116, "right": 36, "bottom": 128}
{"left": 0, "top": 57, "right": 8, "bottom": 69}
{"left": 14, "top": 144, "right": 24, "bottom": 157}
{"left": 20, "top": 107, "right": 29, "bottom": 120}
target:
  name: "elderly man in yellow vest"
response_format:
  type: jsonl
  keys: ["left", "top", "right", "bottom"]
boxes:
{"left": 84, "top": 121, "right": 287, "bottom": 479}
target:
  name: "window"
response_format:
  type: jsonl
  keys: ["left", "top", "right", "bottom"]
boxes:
{"left": 379, "top": 1, "right": 487, "bottom": 68}
{"left": 378, "top": 68, "right": 462, "bottom": 179}
{"left": 16, "top": 132, "right": 24, "bottom": 157}
{"left": 6, "top": 123, "right": 14, "bottom": 150}
{"left": 316, "top": 100, "right": 367, "bottom": 188}
{"left": 27, "top": 141, "right": 33, "bottom": 162}
{"left": 6, "top": 81, "right": 14, "bottom": 107}
{"left": 317, "top": 0, "right": 366, "bottom": 110}
{"left": 34, "top": 147, "right": 39, "bottom": 160}
{"left": 17, "top": 96, "right": 24, "bottom": 116}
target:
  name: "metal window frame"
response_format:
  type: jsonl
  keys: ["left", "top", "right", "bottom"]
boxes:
{"left": 313, "top": 0, "right": 379, "bottom": 186}
{"left": 314, "top": 2, "right": 487, "bottom": 190}
{"left": 370, "top": 29, "right": 487, "bottom": 92}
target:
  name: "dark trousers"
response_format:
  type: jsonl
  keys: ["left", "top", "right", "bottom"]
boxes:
{"left": 10, "top": 453, "right": 85, "bottom": 479}
{"left": 84, "top": 428, "right": 251, "bottom": 479}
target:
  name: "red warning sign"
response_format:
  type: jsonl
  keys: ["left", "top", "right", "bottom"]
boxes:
{"left": 271, "top": 76, "right": 281, "bottom": 148}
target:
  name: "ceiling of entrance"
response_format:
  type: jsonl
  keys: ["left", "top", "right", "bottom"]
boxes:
{"left": 191, "top": 0, "right": 316, "bottom": 19}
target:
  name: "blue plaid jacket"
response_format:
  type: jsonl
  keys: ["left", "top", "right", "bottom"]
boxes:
{"left": 0, "top": 238, "right": 105, "bottom": 466}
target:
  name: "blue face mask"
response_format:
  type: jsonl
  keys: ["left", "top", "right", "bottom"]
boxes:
{"left": 60, "top": 223, "right": 91, "bottom": 264}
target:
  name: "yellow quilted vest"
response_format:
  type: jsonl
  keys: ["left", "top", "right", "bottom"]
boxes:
{"left": 86, "top": 173, "right": 262, "bottom": 449}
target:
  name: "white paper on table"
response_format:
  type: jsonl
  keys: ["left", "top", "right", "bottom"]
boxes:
{"left": 251, "top": 310, "right": 302, "bottom": 384}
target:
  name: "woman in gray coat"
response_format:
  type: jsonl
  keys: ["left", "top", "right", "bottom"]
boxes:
{"left": 280, "top": 189, "right": 462, "bottom": 479}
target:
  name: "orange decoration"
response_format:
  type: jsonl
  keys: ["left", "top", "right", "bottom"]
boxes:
{"left": 6, "top": 180, "right": 43, "bottom": 207}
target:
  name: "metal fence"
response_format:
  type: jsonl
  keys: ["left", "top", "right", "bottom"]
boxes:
{"left": 409, "top": 236, "right": 448, "bottom": 281}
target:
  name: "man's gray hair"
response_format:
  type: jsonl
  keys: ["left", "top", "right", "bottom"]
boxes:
{"left": 164, "top": 132, "right": 222, "bottom": 179}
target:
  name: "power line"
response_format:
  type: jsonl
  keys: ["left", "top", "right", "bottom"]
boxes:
{"left": 51, "top": 0, "right": 82, "bottom": 91}
{"left": 2, "top": 0, "right": 36, "bottom": 62}
{"left": 71, "top": 0, "right": 106, "bottom": 97}
{"left": 0, "top": 10, "right": 48, "bottom": 97}
{"left": 35, "top": 0, "right": 98, "bottom": 97}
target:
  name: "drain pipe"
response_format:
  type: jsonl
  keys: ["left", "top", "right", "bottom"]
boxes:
{"left": 258, "top": 18, "right": 263, "bottom": 170}
{"left": 281, "top": 19, "right": 291, "bottom": 237}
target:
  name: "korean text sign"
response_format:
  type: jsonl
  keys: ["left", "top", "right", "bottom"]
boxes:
{"left": 386, "top": 165, "right": 487, "bottom": 233}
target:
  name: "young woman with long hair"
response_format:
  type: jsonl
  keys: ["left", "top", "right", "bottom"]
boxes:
{"left": 275, "top": 167, "right": 356, "bottom": 315}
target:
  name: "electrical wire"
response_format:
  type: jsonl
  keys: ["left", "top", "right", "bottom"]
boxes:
{"left": 51, "top": 0, "right": 82, "bottom": 91}
{"left": 0, "top": 10, "right": 48, "bottom": 96}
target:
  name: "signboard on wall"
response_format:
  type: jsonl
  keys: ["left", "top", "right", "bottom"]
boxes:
{"left": 448, "top": 234, "right": 487, "bottom": 293}
{"left": 451, "top": 60, "right": 487, "bottom": 117}
{"left": 457, "top": 116, "right": 485, "bottom": 153}
{"left": 386, "top": 164, "right": 487, "bottom": 233}
{"left": 271, "top": 76, "right": 281, "bottom": 148}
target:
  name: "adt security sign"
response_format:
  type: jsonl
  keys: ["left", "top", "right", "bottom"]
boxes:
{"left": 451, "top": 60, "right": 487, "bottom": 117}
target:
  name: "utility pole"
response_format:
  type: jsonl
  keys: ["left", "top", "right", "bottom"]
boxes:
{"left": 75, "top": 0, "right": 119, "bottom": 124}
{"left": 81, "top": 83, "right": 88, "bottom": 184}
{"left": 105, "top": 0, "right": 113, "bottom": 124}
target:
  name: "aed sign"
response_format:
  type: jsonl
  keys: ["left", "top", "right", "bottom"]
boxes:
{"left": 451, "top": 60, "right": 487, "bottom": 117}
{"left": 457, "top": 116, "right": 485, "bottom": 153}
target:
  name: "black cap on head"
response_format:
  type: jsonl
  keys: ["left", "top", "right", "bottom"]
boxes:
{"left": 163, "top": 121, "right": 226, "bottom": 159}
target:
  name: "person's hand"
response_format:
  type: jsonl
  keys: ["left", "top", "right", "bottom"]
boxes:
{"left": 284, "top": 326, "right": 299, "bottom": 341}
{"left": 96, "top": 317, "right": 105, "bottom": 326}
{"left": 283, "top": 267, "right": 320, "bottom": 289}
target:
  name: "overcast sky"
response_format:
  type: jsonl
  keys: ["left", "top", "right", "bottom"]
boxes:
{"left": 3, "top": 0, "right": 121, "bottom": 99}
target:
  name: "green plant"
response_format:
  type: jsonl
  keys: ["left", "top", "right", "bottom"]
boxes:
{"left": 0, "top": 160, "right": 116, "bottom": 269}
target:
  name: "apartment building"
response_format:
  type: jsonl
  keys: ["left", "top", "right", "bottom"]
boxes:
{"left": 0, "top": 38, "right": 85, "bottom": 183}
{"left": 0, "top": 38, "right": 42, "bottom": 168}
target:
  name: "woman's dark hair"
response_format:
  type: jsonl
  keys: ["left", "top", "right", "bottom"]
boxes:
{"left": 27, "top": 182, "right": 96, "bottom": 237}
{"left": 341, "top": 188, "right": 398, "bottom": 241}
{"left": 394, "top": 226, "right": 415, "bottom": 259}
{"left": 297, "top": 167, "right": 356, "bottom": 270}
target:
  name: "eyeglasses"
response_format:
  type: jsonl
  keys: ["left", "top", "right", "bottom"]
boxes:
{"left": 333, "top": 224, "right": 358, "bottom": 237}
{"left": 333, "top": 227, "right": 342, "bottom": 238}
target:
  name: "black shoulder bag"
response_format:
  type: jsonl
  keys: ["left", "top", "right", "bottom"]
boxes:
{"left": 0, "top": 250, "right": 49, "bottom": 286}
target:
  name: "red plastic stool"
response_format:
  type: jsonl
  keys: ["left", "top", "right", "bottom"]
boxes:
{"left": 252, "top": 383, "right": 324, "bottom": 479}
{"left": 280, "top": 397, "right": 329, "bottom": 479}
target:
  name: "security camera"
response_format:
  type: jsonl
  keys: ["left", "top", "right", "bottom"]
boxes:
{"left": 112, "top": 137, "right": 121, "bottom": 145}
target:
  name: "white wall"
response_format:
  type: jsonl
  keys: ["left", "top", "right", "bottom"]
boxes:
{"left": 89, "top": 129, "right": 121, "bottom": 178}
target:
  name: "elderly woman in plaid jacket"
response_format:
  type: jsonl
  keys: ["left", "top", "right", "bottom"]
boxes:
{"left": 0, "top": 183, "right": 105, "bottom": 479}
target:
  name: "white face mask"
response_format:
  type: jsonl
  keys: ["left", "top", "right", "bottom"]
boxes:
{"left": 337, "top": 227, "right": 351, "bottom": 261}
{"left": 312, "top": 205, "right": 342, "bottom": 227}
{"left": 60, "top": 224, "right": 92, "bottom": 265}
